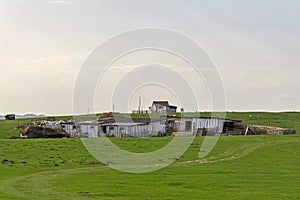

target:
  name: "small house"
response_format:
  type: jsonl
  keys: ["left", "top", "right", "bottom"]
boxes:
{"left": 149, "top": 101, "right": 177, "bottom": 113}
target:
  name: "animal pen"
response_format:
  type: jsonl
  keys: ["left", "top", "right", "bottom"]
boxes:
{"left": 18, "top": 116, "right": 295, "bottom": 138}
{"left": 59, "top": 116, "right": 248, "bottom": 138}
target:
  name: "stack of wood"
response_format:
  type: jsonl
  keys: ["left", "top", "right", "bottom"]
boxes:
{"left": 246, "top": 125, "right": 296, "bottom": 135}
{"left": 20, "top": 125, "right": 70, "bottom": 138}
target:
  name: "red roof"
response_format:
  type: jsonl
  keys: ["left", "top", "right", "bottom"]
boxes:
{"left": 152, "top": 101, "right": 169, "bottom": 106}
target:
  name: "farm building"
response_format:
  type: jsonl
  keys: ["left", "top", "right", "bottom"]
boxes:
{"left": 97, "top": 117, "right": 165, "bottom": 137}
{"left": 61, "top": 120, "right": 100, "bottom": 138}
{"left": 60, "top": 117, "right": 165, "bottom": 138}
{"left": 17, "top": 114, "right": 295, "bottom": 138}
{"left": 100, "top": 122, "right": 163, "bottom": 138}
{"left": 149, "top": 101, "right": 177, "bottom": 113}
{"left": 16, "top": 111, "right": 295, "bottom": 138}
{"left": 165, "top": 116, "right": 246, "bottom": 136}
{"left": 58, "top": 115, "right": 247, "bottom": 138}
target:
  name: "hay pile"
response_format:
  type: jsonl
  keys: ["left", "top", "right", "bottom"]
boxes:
{"left": 247, "top": 125, "right": 296, "bottom": 135}
{"left": 21, "top": 125, "right": 70, "bottom": 138}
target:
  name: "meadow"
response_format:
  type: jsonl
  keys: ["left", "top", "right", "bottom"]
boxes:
{"left": 0, "top": 112, "right": 300, "bottom": 199}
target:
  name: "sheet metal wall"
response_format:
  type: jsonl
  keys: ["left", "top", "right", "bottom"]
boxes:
{"left": 192, "top": 118, "right": 224, "bottom": 133}
{"left": 105, "top": 121, "right": 165, "bottom": 137}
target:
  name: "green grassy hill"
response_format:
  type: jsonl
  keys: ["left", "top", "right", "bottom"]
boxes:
{"left": 0, "top": 136, "right": 300, "bottom": 199}
{"left": 0, "top": 112, "right": 299, "bottom": 199}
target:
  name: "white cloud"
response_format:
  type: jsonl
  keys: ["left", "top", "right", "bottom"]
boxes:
{"left": 0, "top": 52, "right": 88, "bottom": 115}
{"left": 47, "top": 0, "right": 69, "bottom": 5}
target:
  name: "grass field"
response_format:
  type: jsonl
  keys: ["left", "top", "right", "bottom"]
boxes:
{"left": 0, "top": 112, "right": 300, "bottom": 199}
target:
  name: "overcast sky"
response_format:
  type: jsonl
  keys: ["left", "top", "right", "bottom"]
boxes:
{"left": 0, "top": 0, "right": 299, "bottom": 115}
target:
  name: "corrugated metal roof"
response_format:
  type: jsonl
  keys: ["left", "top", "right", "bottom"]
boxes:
{"left": 101, "top": 122, "right": 144, "bottom": 126}
{"left": 98, "top": 117, "right": 162, "bottom": 124}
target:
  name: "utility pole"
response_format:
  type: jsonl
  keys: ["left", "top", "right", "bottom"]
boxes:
{"left": 138, "top": 96, "right": 141, "bottom": 114}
